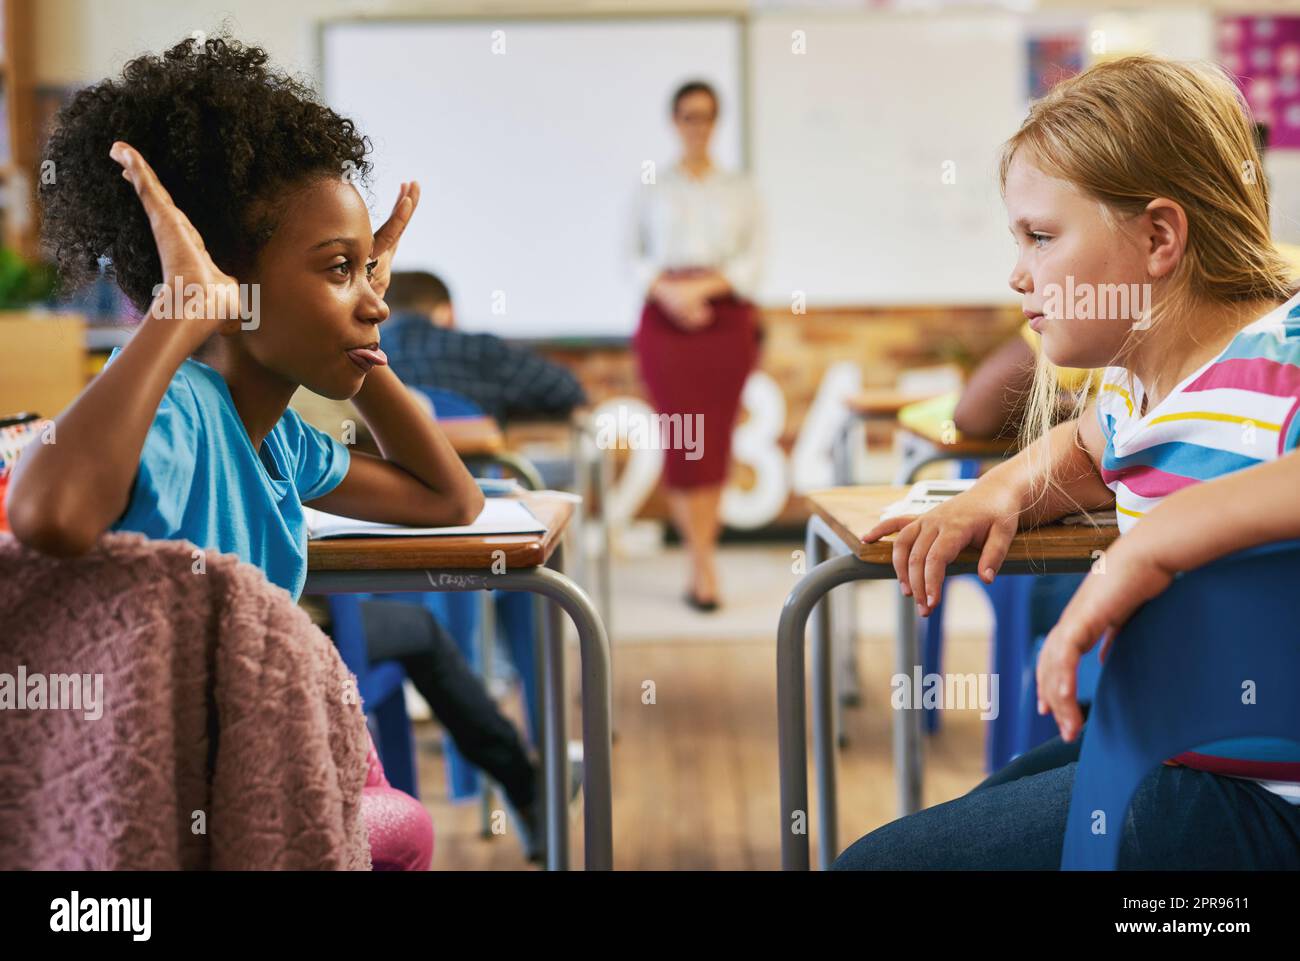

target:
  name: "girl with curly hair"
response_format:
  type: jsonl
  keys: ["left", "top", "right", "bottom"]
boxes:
{"left": 6, "top": 33, "right": 484, "bottom": 592}
{"left": 2, "top": 35, "right": 574, "bottom": 860}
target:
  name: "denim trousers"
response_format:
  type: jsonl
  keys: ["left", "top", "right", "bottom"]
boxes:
{"left": 831, "top": 731, "right": 1300, "bottom": 870}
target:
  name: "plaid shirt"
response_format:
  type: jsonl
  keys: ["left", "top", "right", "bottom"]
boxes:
{"left": 381, "top": 312, "right": 587, "bottom": 423}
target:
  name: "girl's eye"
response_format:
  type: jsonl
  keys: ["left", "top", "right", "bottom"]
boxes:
{"left": 331, "top": 260, "right": 351, "bottom": 276}
{"left": 365, "top": 259, "right": 379, "bottom": 279}
{"left": 1030, "top": 232, "right": 1050, "bottom": 248}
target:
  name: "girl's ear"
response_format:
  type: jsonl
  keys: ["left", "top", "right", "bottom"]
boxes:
{"left": 1142, "top": 197, "right": 1188, "bottom": 280}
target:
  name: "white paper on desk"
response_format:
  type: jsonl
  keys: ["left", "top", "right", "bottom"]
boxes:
{"left": 304, "top": 499, "right": 546, "bottom": 539}
{"left": 879, "top": 479, "right": 978, "bottom": 520}
{"left": 879, "top": 478, "right": 1118, "bottom": 527}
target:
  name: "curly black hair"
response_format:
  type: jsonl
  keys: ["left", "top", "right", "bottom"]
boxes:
{"left": 39, "top": 33, "right": 372, "bottom": 313}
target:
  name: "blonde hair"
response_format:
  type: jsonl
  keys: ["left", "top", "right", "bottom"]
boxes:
{"left": 998, "top": 55, "right": 1294, "bottom": 516}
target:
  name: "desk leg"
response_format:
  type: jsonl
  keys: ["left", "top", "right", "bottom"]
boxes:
{"left": 777, "top": 551, "right": 875, "bottom": 870}
{"left": 590, "top": 438, "right": 614, "bottom": 706}
{"left": 541, "top": 553, "right": 569, "bottom": 871}
{"left": 516, "top": 547, "right": 614, "bottom": 871}
{"left": 838, "top": 411, "right": 870, "bottom": 714}
{"left": 895, "top": 591, "right": 923, "bottom": 816}
{"left": 303, "top": 562, "right": 613, "bottom": 870}
{"left": 573, "top": 424, "right": 614, "bottom": 725}
{"left": 895, "top": 431, "right": 937, "bottom": 486}
{"left": 831, "top": 415, "right": 853, "bottom": 487}
{"left": 806, "top": 523, "right": 838, "bottom": 870}
{"left": 596, "top": 448, "right": 613, "bottom": 662}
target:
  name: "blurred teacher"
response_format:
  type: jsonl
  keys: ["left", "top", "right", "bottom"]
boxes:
{"left": 630, "top": 79, "right": 763, "bottom": 612}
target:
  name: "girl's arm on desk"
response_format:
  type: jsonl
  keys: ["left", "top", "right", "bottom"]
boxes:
{"left": 861, "top": 402, "right": 1114, "bottom": 617}
{"left": 1038, "top": 449, "right": 1300, "bottom": 742}
{"left": 304, "top": 363, "right": 484, "bottom": 527}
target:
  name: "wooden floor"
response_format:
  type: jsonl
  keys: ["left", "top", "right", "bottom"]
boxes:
{"left": 416, "top": 612, "right": 991, "bottom": 870}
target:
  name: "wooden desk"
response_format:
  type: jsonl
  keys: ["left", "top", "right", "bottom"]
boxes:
{"left": 833, "top": 390, "right": 943, "bottom": 486}
{"left": 810, "top": 486, "right": 1118, "bottom": 565}
{"left": 304, "top": 492, "right": 611, "bottom": 871}
{"left": 309, "top": 494, "right": 571, "bottom": 572}
{"left": 440, "top": 415, "right": 505, "bottom": 458}
{"left": 893, "top": 392, "right": 1017, "bottom": 481}
{"left": 895, "top": 423, "right": 1017, "bottom": 461}
{"left": 777, "top": 485, "right": 1118, "bottom": 871}
{"left": 845, "top": 388, "right": 945, "bottom": 418}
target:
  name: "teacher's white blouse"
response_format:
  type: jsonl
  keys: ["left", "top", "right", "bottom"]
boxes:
{"left": 627, "top": 164, "right": 763, "bottom": 303}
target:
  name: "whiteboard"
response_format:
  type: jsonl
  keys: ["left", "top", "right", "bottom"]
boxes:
{"left": 750, "top": 12, "right": 1028, "bottom": 305}
{"left": 322, "top": 18, "right": 743, "bottom": 338}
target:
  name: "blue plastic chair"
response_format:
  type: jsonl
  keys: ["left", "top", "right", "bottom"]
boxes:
{"left": 327, "top": 594, "right": 418, "bottom": 797}
{"left": 1061, "top": 539, "right": 1300, "bottom": 870}
{"left": 418, "top": 386, "right": 483, "bottom": 420}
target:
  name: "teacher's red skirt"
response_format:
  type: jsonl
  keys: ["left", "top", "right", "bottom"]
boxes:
{"left": 632, "top": 294, "right": 761, "bottom": 489}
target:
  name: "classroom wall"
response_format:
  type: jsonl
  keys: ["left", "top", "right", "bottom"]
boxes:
{"left": 33, "top": 1, "right": 1291, "bottom": 87}
{"left": 32, "top": 0, "right": 747, "bottom": 86}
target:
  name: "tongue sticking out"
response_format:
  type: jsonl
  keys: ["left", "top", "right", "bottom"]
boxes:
{"left": 347, "top": 346, "right": 388, "bottom": 369}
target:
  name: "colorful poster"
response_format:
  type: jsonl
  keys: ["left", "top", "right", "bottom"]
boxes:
{"left": 1219, "top": 16, "right": 1300, "bottom": 149}
{"left": 1027, "top": 34, "right": 1084, "bottom": 100}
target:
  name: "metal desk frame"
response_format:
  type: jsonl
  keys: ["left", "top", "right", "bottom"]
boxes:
{"left": 306, "top": 541, "right": 613, "bottom": 871}
{"left": 776, "top": 512, "right": 1095, "bottom": 871}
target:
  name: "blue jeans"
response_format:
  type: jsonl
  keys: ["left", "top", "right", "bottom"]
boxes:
{"left": 831, "top": 731, "right": 1300, "bottom": 869}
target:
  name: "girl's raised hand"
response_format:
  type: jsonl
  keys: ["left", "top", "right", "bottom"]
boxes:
{"left": 863, "top": 481, "right": 1022, "bottom": 617}
{"left": 109, "top": 142, "right": 240, "bottom": 336}
{"left": 368, "top": 181, "right": 421, "bottom": 300}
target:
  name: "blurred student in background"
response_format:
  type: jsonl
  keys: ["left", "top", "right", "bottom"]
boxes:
{"left": 381, "top": 271, "right": 586, "bottom": 424}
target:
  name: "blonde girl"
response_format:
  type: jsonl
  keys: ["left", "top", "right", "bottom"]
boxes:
{"left": 836, "top": 55, "right": 1300, "bottom": 870}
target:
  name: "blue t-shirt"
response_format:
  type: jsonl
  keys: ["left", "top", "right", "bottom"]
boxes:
{"left": 107, "top": 350, "right": 350, "bottom": 600}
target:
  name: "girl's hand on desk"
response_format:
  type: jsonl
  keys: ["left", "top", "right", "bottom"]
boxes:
{"left": 862, "top": 484, "right": 1022, "bottom": 618}
{"left": 1036, "top": 535, "right": 1175, "bottom": 742}
{"left": 109, "top": 142, "right": 239, "bottom": 342}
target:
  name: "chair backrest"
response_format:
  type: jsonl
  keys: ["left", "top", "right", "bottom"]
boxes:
{"left": 0, "top": 535, "right": 372, "bottom": 868}
{"left": 410, "top": 385, "right": 484, "bottom": 420}
{"left": 1061, "top": 539, "right": 1300, "bottom": 870}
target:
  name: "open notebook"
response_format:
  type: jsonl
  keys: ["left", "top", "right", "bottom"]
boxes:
{"left": 304, "top": 498, "right": 547, "bottom": 540}
{"left": 880, "top": 479, "right": 1118, "bottom": 527}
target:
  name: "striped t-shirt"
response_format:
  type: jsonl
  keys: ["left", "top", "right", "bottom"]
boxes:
{"left": 1095, "top": 291, "right": 1300, "bottom": 800}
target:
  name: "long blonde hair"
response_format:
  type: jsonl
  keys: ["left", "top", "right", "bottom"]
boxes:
{"left": 998, "top": 54, "right": 1294, "bottom": 515}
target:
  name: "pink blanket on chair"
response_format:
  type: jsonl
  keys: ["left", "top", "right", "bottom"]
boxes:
{"left": 0, "top": 532, "right": 372, "bottom": 869}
